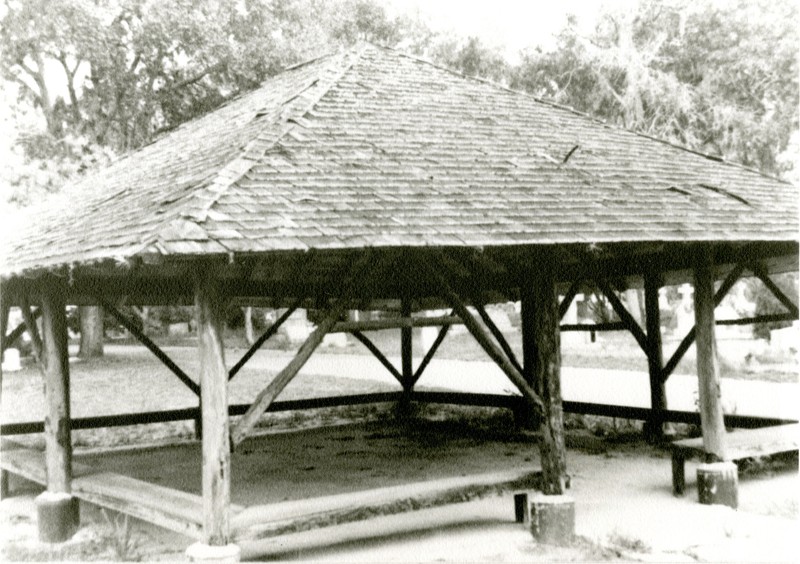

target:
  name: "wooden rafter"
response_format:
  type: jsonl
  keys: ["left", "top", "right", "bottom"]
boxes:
{"left": 228, "top": 299, "right": 302, "bottom": 380}
{"left": 350, "top": 330, "right": 403, "bottom": 384}
{"left": 660, "top": 263, "right": 745, "bottom": 382}
{"left": 99, "top": 297, "right": 200, "bottom": 396}
{"left": 594, "top": 278, "right": 648, "bottom": 353}
{"left": 422, "top": 257, "right": 545, "bottom": 416}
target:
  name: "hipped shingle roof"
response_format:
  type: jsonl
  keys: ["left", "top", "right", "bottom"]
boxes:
{"left": 3, "top": 44, "right": 797, "bottom": 277}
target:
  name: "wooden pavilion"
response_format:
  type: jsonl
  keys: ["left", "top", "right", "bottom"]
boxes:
{"left": 1, "top": 44, "right": 797, "bottom": 557}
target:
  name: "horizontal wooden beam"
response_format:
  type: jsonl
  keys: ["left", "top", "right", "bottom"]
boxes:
{"left": 228, "top": 299, "right": 301, "bottom": 380}
{"left": 99, "top": 298, "right": 200, "bottom": 396}
{"left": 716, "top": 313, "right": 798, "bottom": 326}
{"left": 232, "top": 469, "right": 543, "bottom": 541}
{"left": 560, "top": 322, "right": 627, "bottom": 332}
{"left": 3, "top": 391, "right": 794, "bottom": 437}
{"left": 331, "top": 316, "right": 462, "bottom": 333}
{"left": 1, "top": 393, "right": 404, "bottom": 435}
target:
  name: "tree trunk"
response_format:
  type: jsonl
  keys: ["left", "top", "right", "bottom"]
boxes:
{"left": 244, "top": 307, "right": 255, "bottom": 345}
{"left": 78, "top": 306, "right": 104, "bottom": 358}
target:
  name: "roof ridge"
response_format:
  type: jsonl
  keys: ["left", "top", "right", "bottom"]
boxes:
{"left": 138, "top": 46, "right": 368, "bottom": 254}
{"left": 382, "top": 44, "right": 790, "bottom": 186}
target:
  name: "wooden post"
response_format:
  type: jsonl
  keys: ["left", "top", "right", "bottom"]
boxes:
{"left": 643, "top": 272, "right": 666, "bottom": 441}
{"left": 0, "top": 283, "right": 6, "bottom": 498}
{"left": 194, "top": 272, "right": 234, "bottom": 551}
{"left": 519, "top": 280, "right": 540, "bottom": 429}
{"left": 0, "top": 282, "right": 7, "bottom": 411}
{"left": 37, "top": 281, "right": 79, "bottom": 541}
{"left": 400, "top": 297, "right": 413, "bottom": 412}
{"left": 693, "top": 246, "right": 726, "bottom": 460}
{"left": 528, "top": 254, "right": 567, "bottom": 495}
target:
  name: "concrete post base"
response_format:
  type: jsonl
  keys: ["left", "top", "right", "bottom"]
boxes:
{"left": 35, "top": 491, "right": 79, "bottom": 543}
{"left": 529, "top": 493, "right": 575, "bottom": 546}
{"left": 697, "top": 461, "right": 738, "bottom": 508}
{"left": 186, "top": 542, "right": 241, "bottom": 563}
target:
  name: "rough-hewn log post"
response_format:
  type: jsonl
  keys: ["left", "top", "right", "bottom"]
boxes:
{"left": 400, "top": 297, "right": 413, "bottom": 413}
{"left": 644, "top": 271, "right": 667, "bottom": 441}
{"left": 188, "top": 271, "right": 239, "bottom": 561}
{"left": 37, "top": 281, "right": 79, "bottom": 542}
{"left": 0, "top": 283, "right": 7, "bottom": 498}
{"left": 693, "top": 246, "right": 726, "bottom": 461}
{"left": 519, "top": 280, "right": 540, "bottom": 429}
{"left": 527, "top": 254, "right": 567, "bottom": 495}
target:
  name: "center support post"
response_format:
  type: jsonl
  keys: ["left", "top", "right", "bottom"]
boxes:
{"left": 37, "top": 280, "right": 80, "bottom": 542}
{"left": 399, "top": 296, "right": 414, "bottom": 414}
{"left": 187, "top": 269, "right": 240, "bottom": 562}
{"left": 521, "top": 251, "right": 574, "bottom": 544}
{"left": 692, "top": 245, "right": 736, "bottom": 508}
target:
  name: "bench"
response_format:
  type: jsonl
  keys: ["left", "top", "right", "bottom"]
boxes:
{"left": 671, "top": 423, "right": 799, "bottom": 495}
{"left": 1, "top": 443, "right": 546, "bottom": 542}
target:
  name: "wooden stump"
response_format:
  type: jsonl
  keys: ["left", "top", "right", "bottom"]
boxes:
{"left": 35, "top": 491, "right": 79, "bottom": 543}
{"left": 529, "top": 493, "right": 575, "bottom": 545}
{"left": 697, "top": 462, "right": 738, "bottom": 508}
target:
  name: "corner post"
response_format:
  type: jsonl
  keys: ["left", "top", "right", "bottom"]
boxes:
{"left": 0, "top": 282, "right": 8, "bottom": 499}
{"left": 529, "top": 252, "right": 567, "bottom": 494}
{"left": 518, "top": 276, "right": 540, "bottom": 429}
{"left": 37, "top": 280, "right": 79, "bottom": 542}
{"left": 399, "top": 297, "right": 414, "bottom": 413}
{"left": 693, "top": 245, "right": 726, "bottom": 460}
{"left": 187, "top": 269, "right": 240, "bottom": 562}
{"left": 643, "top": 271, "right": 667, "bottom": 441}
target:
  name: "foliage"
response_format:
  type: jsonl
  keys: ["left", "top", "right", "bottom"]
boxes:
{"left": 509, "top": 0, "right": 799, "bottom": 177}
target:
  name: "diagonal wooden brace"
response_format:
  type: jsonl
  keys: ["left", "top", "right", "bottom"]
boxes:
{"left": 558, "top": 278, "right": 583, "bottom": 320}
{"left": 228, "top": 299, "right": 302, "bottom": 380}
{"left": 350, "top": 330, "right": 403, "bottom": 385}
{"left": 230, "top": 301, "right": 345, "bottom": 447}
{"left": 473, "top": 300, "right": 523, "bottom": 376}
{"left": 20, "top": 297, "right": 43, "bottom": 364}
{"left": 660, "top": 263, "right": 745, "bottom": 382}
{"left": 422, "top": 257, "right": 545, "bottom": 417}
{"left": 749, "top": 262, "right": 799, "bottom": 318}
{"left": 99, "top": 297, "right": 200, "bottom": 396}
{"left": 411, "top": 313, "right": 453, "bottom": 387}
{"left": 3, "top": 308, "right": 42, "bottom": 353}
{"left": 594, "top": 278, "right": 648, "bottom": 353}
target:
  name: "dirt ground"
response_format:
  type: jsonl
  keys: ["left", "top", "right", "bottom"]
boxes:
{"left": 1, "top": 415, "right": 797, "bottom": 562}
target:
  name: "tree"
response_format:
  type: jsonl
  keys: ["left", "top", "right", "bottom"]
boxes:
{"left": 509, "top": 0, "right": 798, "bottom": 177}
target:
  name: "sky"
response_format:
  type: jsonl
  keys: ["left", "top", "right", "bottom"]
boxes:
{"left": 386, "top": 0, "right": 609, "bottom": 59}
